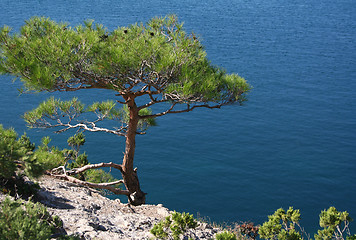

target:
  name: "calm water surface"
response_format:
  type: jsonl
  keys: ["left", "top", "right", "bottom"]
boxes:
{"left": 1, "top": 0, "right": 355, "bottom": 233}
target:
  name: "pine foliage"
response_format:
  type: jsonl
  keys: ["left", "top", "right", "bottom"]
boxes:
{"left": 0, "top": 197, "right": 79, "bottom": 240}
{"left": 0, "top": 124, "right": 120, "bottom": 196}
{"left": 0, "top": 15, "right": 250, "bottom": 104}
{"left": 0, "top": 197, "right": 61, "bottom": 240}
{"left": 259, "top": 207, "right": 354, "bottom": 240}
{"left": 215, "top": 231, "right": 238, "bottom": 240}
{"left": 23, "top": 97, "right": 156, "bottom": 134}
{"left": 1, "top": 15, "right": 250, "bottom": 204}
{"left": 150, "top": 211, "right": 198, "bottom": 240}
{"left": 0, "top": 125, "right": 37, "bottom": 178}
{"left": 315, "top": 207, "right": 353, "bottom": 240}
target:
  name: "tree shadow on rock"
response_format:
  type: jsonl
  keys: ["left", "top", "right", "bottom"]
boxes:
{"left": 36, "top": 185, "right": 75, "bottom": 210}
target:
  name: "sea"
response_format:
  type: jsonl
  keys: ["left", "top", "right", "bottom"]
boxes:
{"left": 0, "top": 0, "right": 355, "bottom": 234}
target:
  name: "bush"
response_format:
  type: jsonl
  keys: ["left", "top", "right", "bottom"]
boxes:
{"left": 85, "top": 168, "right": 117, "bottom": 184}
{"left": 0, "top": 125, "right": 34, "bottom": 178}
{"left": 64, "top": 133, "right": 121, "bottom": 193}
{"left": 0, "top": 197, "right": 80, "bottom": 239}
{"left": 315, "top": 207, "right": 353, "bottom": 240}
{"left": 259, "top": 207, "right": 302, "bottom": 240}
{"left": 0, "top": 197, "right": 73, "bottom": 240}
{"left": 31, "top": 136, "right": 67, "bottom": 174}
{"left": 150, "top": 211, "right": 198, "bottom": 240}
{"left": 215, "top": 231, "right": 238, "bottom": 240}
{"left": 259, "top": 207, "right": 354, "bottom": 240}
{"left": 1, "top": 125, "right": 120, "bottom": 196}
{"left": 0, "top": 125, "right": 57, "bottom": 179}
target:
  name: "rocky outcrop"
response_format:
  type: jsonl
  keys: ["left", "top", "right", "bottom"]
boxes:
{"left": 12, "top": 176, "right": 220, "bottom": 239}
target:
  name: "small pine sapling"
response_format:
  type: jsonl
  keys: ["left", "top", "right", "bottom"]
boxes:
{"left": 150, "top": 211, "right": 198, "bottom": 240}
{"left": 315, "top": 207, "right": 353, "bottom": 240}
{"left": 259, "top": 206, "right": 354, "bottom": 240}
{"left": 48, "top": 132, "right": 123, "bottom": 195}
{"left": 258, "top": 207, "right": 305, "bottom": 240}
{"left": 215, "top": 231, "right": 238, "bottom": 240}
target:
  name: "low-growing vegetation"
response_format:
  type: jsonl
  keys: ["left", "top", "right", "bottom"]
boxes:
{"left": 259, "top": 206, "right": 355, "bottom": 240}
{"left": 50, "top": 132, "right": 122, "bottom": 195}
{"left": 150, "top": 208, "right": 355, "bottom": 240}
{"left": 150, "top": 211, "right": 198, "bottom": 240}
{"left": 0, "top": 124, "right": 121, "bottom": 198}
{"left": 0, "top": 124, "right": 120, "bottom": 239}
{"left": 0, "top": 197, "right": 79, "bottom": 240}
{"left": 0, "top": 125, "right": 38, "bottom": 179}
{"left": 215, "top": 231, "right": 238, "bottom": 240}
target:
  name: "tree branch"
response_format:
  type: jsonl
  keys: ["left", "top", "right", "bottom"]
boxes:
{"left": 51, "top": 174, "right": 130, "bottom": 196}
{"left": 49, "top": 162, "right": 127, "bottom": 195}
{"left": 139, "top": 102, "right": 225, "bottom": 119}
{"left": 53, "top": 122, "right": 127, "bottom": 136}
{"left": 67, "top": 162, "right": 123, "bottom": 175}
{"left": 137, "top": 98, "right": 168, "bottom": 110}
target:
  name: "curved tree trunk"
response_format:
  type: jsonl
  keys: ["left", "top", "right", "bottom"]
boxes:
{"left": 121, "top": 96, "right": 146, "bottom": 206}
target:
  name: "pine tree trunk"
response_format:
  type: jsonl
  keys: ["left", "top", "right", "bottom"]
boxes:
{"left": 121, "top": 96, "right": 146, "bottom": 206}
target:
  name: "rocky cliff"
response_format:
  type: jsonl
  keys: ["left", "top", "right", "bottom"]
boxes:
{"left": 1, "top": 176, "right": 220, "bottom": 239}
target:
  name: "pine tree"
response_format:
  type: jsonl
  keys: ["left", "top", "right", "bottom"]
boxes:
{"left": 0, "top": 15, "right": 250, "bottom": 205}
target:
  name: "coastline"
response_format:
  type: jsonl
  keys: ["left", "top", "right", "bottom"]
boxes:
{"left": 0, "top": 176, "right": 221, "bottom": 239}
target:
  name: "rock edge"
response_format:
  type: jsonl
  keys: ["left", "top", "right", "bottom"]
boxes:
{"left": 1, "top": 176, "right": 220, "bottom": 240}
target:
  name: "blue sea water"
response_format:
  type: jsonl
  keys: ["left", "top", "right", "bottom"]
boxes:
{"left": 1, "top": 0, "right": 355, "bottom": 234}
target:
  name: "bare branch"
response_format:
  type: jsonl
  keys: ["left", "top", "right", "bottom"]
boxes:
{"left": 134, "top": 89, "right": 161, "bottom": 98}
{"left": 51, "top": 174, "right": 129, "bottom": 196}
{"left": 116, "top": 98, "right": 128, "bottom": 104}
{"left": 53, "top": 122, "right": 127, "bottom": 136}
{"left": 67, "top": 162, "right": 123, "bottom": 175}
{"left": 49, "top": 162, "right": 127, "bottom": 195}
{"left": 139, "top": 102, "right": 225, "bottom": 119}
{"left": 137, "top": 98, "right": 168, "bottom": 110}
{"left": 51, "top": 166, "right": 67, "bottom": 175}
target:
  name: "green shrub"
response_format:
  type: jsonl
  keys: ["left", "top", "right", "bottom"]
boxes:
{"left": 67, "top": 132, "right": 85, "bottom": 153}
{"left": 0, "top": 125, "right": 61, "bottom": 179}
{"left": 0, "top": 125, "right": 34, "bottom": 178}
{"left": 68, "top": 153, "right": 88, "bottom": 169}
{"left": 259, "top": 207, "right": 302, "bottom": 240}
{"left": 215, "top": 230, "right": 238, "bottom": 240}
{"left": 85, "top": 168, "right": 117, "bottom": 183}
{"left": 31, "top": 136, "right": 66, "bottom": 173}
{"left": 27, "top": 132, "right": 119, "bottom": 189}
{"left": 150, "top": 211, "right": 198, "bottom": 240}
{"left": 0, "top": 197, "right": 80, "bottom": 240}
{"left": 0, "top": 125, "right": 121, "bottom": 196}
{"left": 0, "top": 197, "right": 62, "bottom": 240}
{"left": 66, "top": 132, "right": 87, "bottom": 175}
{"left": 259, "top": 207, "right": 354, "bottom": 240}
{"left": 64, "top": 133, "right": 121, "bottom": 192}
{"left": 315, "top": 207, "right": 353, "bottom": 240}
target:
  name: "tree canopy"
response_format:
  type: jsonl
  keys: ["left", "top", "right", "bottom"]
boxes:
{"left": 0, "top": 15, "right": 250, "bottom": 205}
{"left": 0, "top": 15, "right": 249, "bottom": 105}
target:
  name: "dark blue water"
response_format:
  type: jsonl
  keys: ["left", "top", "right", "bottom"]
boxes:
{"left": 1, "top": 0, "right": 355, "bottom": 234}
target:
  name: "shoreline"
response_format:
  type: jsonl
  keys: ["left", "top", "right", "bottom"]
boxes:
{"left": 1, "top": 175, "right": 221, "bottom": 239}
